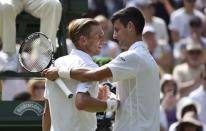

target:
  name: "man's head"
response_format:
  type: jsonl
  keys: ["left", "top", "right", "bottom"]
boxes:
{"left": 139, "top": 2, "right": 155, "bottom": 21}
{"left": 68, "top": 18, "right": 104, "bottom": 56}
{"left": 111, "top": 7, "right": 145, "bottom": 50}
{"left": 176, "top": 97, "right": 200, "bottom": 120}
{"left": 176, "top": 111, "right": 203, "bottom": 131}
{"left": 183, "top": 0, "right": 196, "bottom": 12}
{"left": 160, "top": 74, "right": 178, "bottom": 96}
{"left": 185, "top": 38, "right": 203, "bottom": 68}
{"left": 189, "top": 16, "right": 202, "bottom": 35}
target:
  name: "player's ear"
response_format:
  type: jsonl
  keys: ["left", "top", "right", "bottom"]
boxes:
{"left": 127, "top": 21, "right": 134, "bottom": 32}
{"left": 78, "top": 35, "right": 87, "bottom": 47}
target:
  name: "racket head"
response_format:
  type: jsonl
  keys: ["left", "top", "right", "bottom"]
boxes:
{"left": 19, "top": 32, "right": 54, "bottom": 72}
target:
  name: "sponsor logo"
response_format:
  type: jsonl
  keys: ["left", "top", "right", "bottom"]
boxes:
{"left": 13, "top": 101, "right": 43, "bottom": 116}
{"left": 120, "top": 57, "right": 126, "bottom": 62}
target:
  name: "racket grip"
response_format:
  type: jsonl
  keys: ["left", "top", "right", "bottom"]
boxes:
{"left": 55, "top": 79, "right": 73, "bottom": 98}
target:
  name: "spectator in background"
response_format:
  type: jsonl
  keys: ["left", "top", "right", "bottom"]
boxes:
{"left": 1, "top": 79, "right": 27, "bottom": 101}
{"left": 140, "top": 1, "right": 169, "bottom": 43}
{"left": 169, "top": 0, "right": 205, "bottom": 44}
{"left": 196, "top": 0, "right": 206, "bottom": 12}
{"left": 88, "top": 0, "right": 124, "bottom": 18}
{"left": 143, "top": 25, "right": 173, "bottom": 73}
{"left": 189, "top": 65, "right": 206, "bottom": 124}
{"left": 173, "top": 16, "right": 206, "bottom": 64}
{"left": 94, "top": 15, "right": 121, "bottom": 58}
{"left": 13, "top": 91, "right": 31, "bottom": 101}
{"left": 27, "top": 79, "right": 45, "bottom": 101}
{"left": 0, "top": 0, "right": 62, "bottom": 72}
{"left": 169, "top": 97, "right": 202, "bottom": 131}
{"left": 160, "top": 74, "right": 178, "bottom": 128}
{"left": 175, "top": 111, "right": 203, "bottom": 131}
{"left": 88, "top": 0, "right": 108, "bottom": 17}
{"left": 153, "top": 0, "right": 175, "bottom": 25}
{"left": 173, "top": 39, "right": 204, "bottom": 97}
{"left": 104, "top": 0, "right": 124, "bottom": 18}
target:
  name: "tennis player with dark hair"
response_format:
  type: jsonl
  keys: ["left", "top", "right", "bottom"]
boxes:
{"left": 43, "top": 7, "right": 160, "bottom": 131}
{"left": 42, "top": 18, "right": 119, "bottom": 131}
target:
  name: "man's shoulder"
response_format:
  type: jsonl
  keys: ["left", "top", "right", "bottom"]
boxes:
{"left": 54, "top": 55, "right": 83, "bottom": 67}
{"left": 118, "top": 50, "right": 138, "bottom": 60}
{"left": 189, "top": 86, "right": 204, "bottom": 98}
{"left": 171, "top": 8, "right": 185, "bottom": 17}
{"left": 153, "top": 17, "right": 166, "bottom": 25}
{"left": 174, "top": 63, "right": 188, "bottom": 71}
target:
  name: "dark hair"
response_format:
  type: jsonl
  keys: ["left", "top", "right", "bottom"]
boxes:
{"left": 182, "top": 105, "right": 197, "bottom": 118}
{"left": 111, "top": 7, "right": 145, "bottom": 35}
{"left": 161, "top": 80, "right": 178, "bottom": 95}
{"left": 189, "top": 16, "right": 202, "bottom": 28}
{"left": 13, "top": 92, "right": 31, "bottom": 101}
{"left": 68, "top": 18, "right": 100, "bottom": 46}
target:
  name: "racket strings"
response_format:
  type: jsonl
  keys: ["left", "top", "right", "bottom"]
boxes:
{"left": 19, "top": 35, "right": 53, "bottom": 72}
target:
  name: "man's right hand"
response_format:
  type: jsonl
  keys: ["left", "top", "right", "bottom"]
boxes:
{"left": 41, "top": 67, "right": 59, "bottom": 81}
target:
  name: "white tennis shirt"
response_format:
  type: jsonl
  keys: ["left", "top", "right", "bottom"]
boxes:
{"left": 105, "top": 41, "right": 160, "bottom": 131}
{"left": 44, "top": 49, "right": 98, "bottom": 131}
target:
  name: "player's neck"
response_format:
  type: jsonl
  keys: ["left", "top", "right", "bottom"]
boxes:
{"left": 130, "top": 36, "right": 142, "bottom": 44}
{"left": 127, "top": 36, "right": 142, "bottom": 50}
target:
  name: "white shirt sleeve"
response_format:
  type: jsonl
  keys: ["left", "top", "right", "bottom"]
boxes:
{"left": 76, "top": 82, "right": 93, "bottom": 93}
{"left": 104, "top": 51, "right": 138, "bottom": 82}
{"left": 169, "top": 13, "right": 179, "bottom": 31}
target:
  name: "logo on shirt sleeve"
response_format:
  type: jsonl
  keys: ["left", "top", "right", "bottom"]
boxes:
{"left": 119, "top": 56, "right": 126, "bottom": 62}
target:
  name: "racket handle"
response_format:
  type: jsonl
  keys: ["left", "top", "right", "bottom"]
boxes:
{"left": 55, "top": 79, "right": 73, "bottom": 98}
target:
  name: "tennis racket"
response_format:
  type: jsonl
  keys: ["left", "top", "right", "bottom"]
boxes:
{"left": 18, "top": 32, "right": 73, "bottom": 98}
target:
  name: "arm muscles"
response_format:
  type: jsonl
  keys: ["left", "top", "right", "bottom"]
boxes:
{"left": 71, "top": 66, "right": 112, "bottom": 82}
{"left": 75, "top": 92, "right": 107, "bottom": 112}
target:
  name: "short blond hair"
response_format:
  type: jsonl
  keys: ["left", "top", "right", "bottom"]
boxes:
{"left": 68, "top": 18, "right": 99, "bottom": 46}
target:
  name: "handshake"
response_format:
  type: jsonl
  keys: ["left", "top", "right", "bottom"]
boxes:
{"left": 98, "top": 83, "right": 120, "bottom": 112}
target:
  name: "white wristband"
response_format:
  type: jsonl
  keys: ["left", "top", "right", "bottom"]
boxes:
{"left": 106, "top": 98, "right": 118, "bottom": 112}
{"left": 58, "top": 67, "right": 71, "bottom": 79}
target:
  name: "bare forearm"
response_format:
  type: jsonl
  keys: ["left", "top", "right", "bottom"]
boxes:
{"left": 81, "top": 97, "right": 107, "bottom": 112}
{"left": 42, "top": 100, "right": 51, "bottom": 131}
{"left": 171, "top": 30, "right": 180, "bottom": 43}
{"left": 70, "top": 68, "right": 97, "bottom": 82}
{"left": 75, "top": 92, "right": 107, "bottom": 112}
{"left": 162, "top": 0, "right": 174, "bottom": 14}
{"left": 71, "top": 67, "right": 112, "bottom": 82}
{"left": 179, "top": 80, "right": 200, "bottom": 97}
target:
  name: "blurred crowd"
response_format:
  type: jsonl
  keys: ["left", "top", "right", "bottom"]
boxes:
{"left": 0, "top": 0, "right": 206, "bottom": 131}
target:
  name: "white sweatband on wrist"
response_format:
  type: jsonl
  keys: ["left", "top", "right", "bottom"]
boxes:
{"left": 58, "top": 67, "right": 71, "bottom": 79}
{"left": 106, "top": 98, "right": 118, "bottom": 112}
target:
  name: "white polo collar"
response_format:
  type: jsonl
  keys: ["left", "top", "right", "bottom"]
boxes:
{"left": 129, "top": 41, "right": 147, "bottom": 50}
{"left": 70, "top": 49, "right": 93, "bottom": 61}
